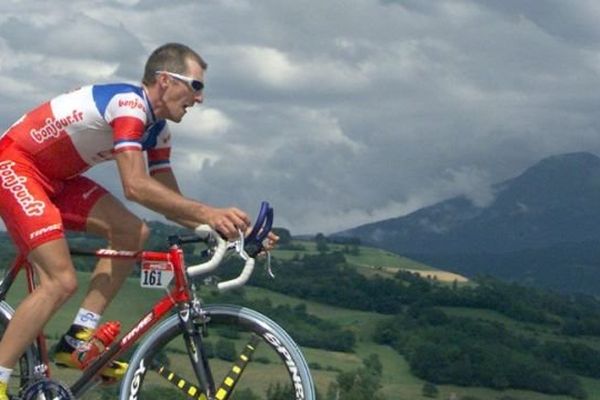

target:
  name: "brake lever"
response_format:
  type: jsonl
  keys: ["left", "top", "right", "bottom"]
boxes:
{"left": 265, "top": 250, "right": 275, "bottom": 279}
{"left": 233, "top": 229, "right": 250, "bottom": 260}
{"left": 233, "top": 229, "right": 275, "bottom": 278}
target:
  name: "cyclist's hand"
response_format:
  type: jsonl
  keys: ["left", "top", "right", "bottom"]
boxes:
{"left": 262, "top": 231, "right": 279, "bottom": 252}
{"left": 244, "top": 228, "right": 279, "bottom": 254}
{"left": 206, "top": 207, "right": 251, "bottom": 240}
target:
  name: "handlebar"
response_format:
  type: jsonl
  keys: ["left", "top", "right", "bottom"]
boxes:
{"left": 185, "top": 201, "right": 274, "bottom": 291}
{"left": 185, "top": 225, "right": 228, "bottom": 277}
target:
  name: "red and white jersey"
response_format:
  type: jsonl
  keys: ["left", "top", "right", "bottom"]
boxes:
{"left": 1, "top": 83, "right": 171, "bottom": 180}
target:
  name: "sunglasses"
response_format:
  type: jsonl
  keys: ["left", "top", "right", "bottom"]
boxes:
{"left": 156, "top": 70, "right": 204, "bottom": 92}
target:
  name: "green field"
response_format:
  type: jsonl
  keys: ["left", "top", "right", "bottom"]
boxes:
{"left": 245, "top": 286, "right": 598, "bottom": 400}
{"left": 274, "top": 241, "right": 430, "bottom": 270}
{"left": 274, "top": 240, "right": 470, "bottom": 284}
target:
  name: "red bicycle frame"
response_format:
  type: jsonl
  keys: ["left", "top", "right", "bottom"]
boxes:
{"left": 0, "top": 243, "right": 195, "bottom": 396}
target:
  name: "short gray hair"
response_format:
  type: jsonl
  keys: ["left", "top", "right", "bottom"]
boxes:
{"left": 142, "top": 43, "right": 207, "bottom": 85}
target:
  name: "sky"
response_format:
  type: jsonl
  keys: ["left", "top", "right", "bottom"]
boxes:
{"left": 1, "top": 0, "right": 600, "bottom": 235}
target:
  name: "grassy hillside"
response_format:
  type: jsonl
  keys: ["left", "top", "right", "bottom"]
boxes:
{"left": 4, "top": 272, "right": 588, "bottom": 400}
{"left": 2, "top": 238, "right": 600, "bottom": 399}
{"left": 275, "top": 239, "right": 469, "bottom": 284}
{"left": 269, "top": 239, "right": 600, "bottom": 399}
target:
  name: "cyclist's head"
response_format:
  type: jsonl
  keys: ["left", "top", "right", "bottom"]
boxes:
{"left": 144, "top": 43, "right": 207, "bottom": 122}
{"left": 142, "top": 43, "right": 207, "bottom": 86}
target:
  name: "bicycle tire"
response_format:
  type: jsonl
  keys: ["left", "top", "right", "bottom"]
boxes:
{"left": 0, "top": 301, "right": 38, "bottom": 398}
{"left": 120, "top": 304, "right": 315, "bottom": 400}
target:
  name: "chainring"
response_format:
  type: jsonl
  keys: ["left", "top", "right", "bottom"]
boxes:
{"left": 19, "top": 378, "right": 74, "bottom": 400}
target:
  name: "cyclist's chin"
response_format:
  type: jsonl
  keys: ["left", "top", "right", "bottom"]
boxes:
{"left": 166, "top": 109, "right": 185, "bottom": 123}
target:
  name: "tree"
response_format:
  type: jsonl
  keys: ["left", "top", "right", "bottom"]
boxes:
{"left": 421, "top": 382, "right": 439, "bottom": 398}
{"left": 266, "top": 383, "right": 294, "bottom": 400}
{"left": 363, "top": 354, "right": 383, "bottom": 376}
{"left": 215, "top": 338, "right": 236, "bottom": 361}
{"left": 272, "top": 227, "right": 292, "bottom": 245}
{"left": 327, "top": 357, "right": 387, "bottom": 400}
{"left": 315, "top": 233, "right": 329, "bottom": 253}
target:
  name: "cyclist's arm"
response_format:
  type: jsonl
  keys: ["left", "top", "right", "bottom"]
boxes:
{"left": 150, "top": 169, "right": 200, "bottom": 229}
{"left": 152, "top": 167, "right": 279, "bottom": 249}
{"left": 114, "top": 149, "right": 250, "bottom": 238}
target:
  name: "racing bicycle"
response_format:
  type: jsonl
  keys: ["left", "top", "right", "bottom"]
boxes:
{"left": 0, "top": 201, "right": 315, "bottom": 399}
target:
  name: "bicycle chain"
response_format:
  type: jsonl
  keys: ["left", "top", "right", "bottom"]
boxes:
{"left": 17, "top": 378, "right": 74, "bottom": 400}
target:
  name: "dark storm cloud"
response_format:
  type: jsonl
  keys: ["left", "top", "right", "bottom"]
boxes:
{"left": 2, "top": 0, "right": 600, "bottom": 234}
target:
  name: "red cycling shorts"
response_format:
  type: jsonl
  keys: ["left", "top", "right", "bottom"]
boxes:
{"left": 0, "top": 144, "right": 108, "bottom": 255}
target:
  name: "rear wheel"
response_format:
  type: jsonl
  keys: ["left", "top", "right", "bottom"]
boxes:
{"left": 120, "top": 304, "right": 315, "bottom": 400}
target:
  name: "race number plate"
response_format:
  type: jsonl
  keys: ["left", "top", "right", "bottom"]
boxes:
{"left": 140, "top": 261, "right": 174, "bottom": 289}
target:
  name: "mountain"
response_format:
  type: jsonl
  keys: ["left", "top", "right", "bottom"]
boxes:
{"left": 335, "top": 152, "right": 600, "bottom": 294}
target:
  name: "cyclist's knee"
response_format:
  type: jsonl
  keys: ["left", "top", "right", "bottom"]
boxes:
{"left": 40, "top": 268, "right": 78, "bottom": 303}
{"left": 57, "top": 272, "right": 78, "bottom": 300}
{"left": 139, "top": 221, "right": 151, "bottom": 245}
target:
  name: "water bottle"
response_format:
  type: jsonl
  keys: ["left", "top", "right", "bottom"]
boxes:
{"left": 72, "top": 321, "right": 121, "bottom": 368}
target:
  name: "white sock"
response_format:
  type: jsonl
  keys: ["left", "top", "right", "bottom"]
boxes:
{"left": 0, "top": 366, "right": 12, "bottom": 384}
{"left": 73, "top": 308, "right": 101, "bottom": 330}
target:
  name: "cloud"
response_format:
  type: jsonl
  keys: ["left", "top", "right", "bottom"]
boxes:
{"left": 205, "top": 44, "right": 371, "bottom": 103}
{"left": 2, "top": 0, "right": 600, "bottom": 236}
{"left": 435, "top": 167, "right": 495, "bottom": 208}
{"left": 179, "top": 107, "right": 233, "bottom": 138}
{"left": 0, "top": 9, "right": 146, "bottom": 103}
{"left": 473, "top": 0, "right": 600, "bottom": 46}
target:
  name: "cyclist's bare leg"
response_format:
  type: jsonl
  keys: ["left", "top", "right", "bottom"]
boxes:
{"left": 0, "top": 239, "right": 77, "bottom": 368}
{"left": 79, "top": 193, "right": 149, "bottom": 315}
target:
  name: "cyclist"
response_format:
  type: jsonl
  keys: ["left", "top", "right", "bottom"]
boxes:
{"left": 0, "top": 43, "right": 268, "bottom": 399}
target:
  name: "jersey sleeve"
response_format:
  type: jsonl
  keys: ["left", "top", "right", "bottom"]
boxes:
{"left": 104, "top": 92, "right": 148, "bottom": 154}
{"left": 147, "top": 122, "right": 172, "bottom": 175}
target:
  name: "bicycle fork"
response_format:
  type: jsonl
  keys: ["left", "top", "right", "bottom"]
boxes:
{"left": 150, "top": 302, "right": 261, "bottom": 400}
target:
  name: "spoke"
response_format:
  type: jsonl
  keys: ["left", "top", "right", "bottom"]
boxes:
{"left": 151, "top": 334, "right": 261, "bottom": 400}
{"left": 152, "top": 364, "right": 209, "bottom": 400}
{"left": 214, "top": 334, "right": 261, "bottom": 400}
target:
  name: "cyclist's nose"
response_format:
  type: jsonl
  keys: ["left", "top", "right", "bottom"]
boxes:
{"left": 194, "top": 92, "right": 204, "bottom": 104}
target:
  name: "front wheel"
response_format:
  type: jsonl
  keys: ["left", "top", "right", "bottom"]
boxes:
{"left": 120, "top": 304, "right": 315, "bottom": 400}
